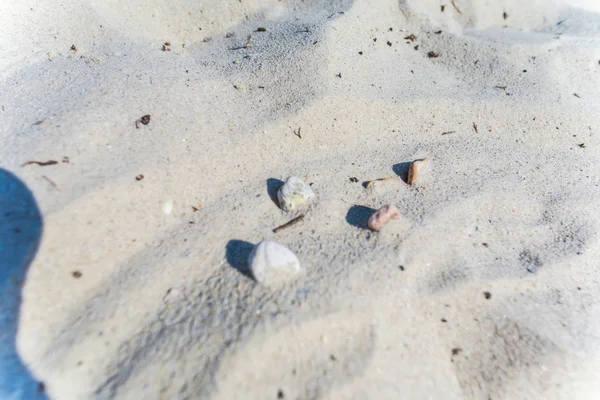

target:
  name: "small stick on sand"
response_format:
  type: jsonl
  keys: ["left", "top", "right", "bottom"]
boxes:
{"left": 451, "top": 0, "right": 463, "bottom": 14}
{"left": 42, "top": 175, "right": 58, "bottom": 188}
{"left": 273, "top": 215, "right": 304, "bottom": 233}
{"left": 366, "top": 177, "right": 399, "bottom": 189}
{"left": 229, "top": 36, "right": 252, "bottom": 51}
{"left": 21, "top": 160, "right": 58, "bottom": 167}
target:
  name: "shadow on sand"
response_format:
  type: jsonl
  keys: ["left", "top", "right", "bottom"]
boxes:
{"left": 225, "top": 239, "right": 255, "bottom": 279}
{"left": 345, "top": 205, "right": 376, "bottom": 229}
{"left": 0, "top": 169, "right": 46, "bottom": 399}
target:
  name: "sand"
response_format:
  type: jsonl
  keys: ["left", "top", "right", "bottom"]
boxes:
{"left": 2, "top": 0, "right": 600, "bottom": 398}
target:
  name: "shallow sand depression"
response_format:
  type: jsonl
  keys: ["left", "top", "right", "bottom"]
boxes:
{"left": 1, "top": 0, "right": 600, "bottom": 398}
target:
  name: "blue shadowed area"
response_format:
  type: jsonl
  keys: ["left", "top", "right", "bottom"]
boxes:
{"left": 0, "top": 169, "right": 46, "bottom": 399}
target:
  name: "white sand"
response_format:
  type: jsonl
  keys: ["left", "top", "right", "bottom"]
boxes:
{"left": 2, "top": 0, "right": 600, "bottom": 398}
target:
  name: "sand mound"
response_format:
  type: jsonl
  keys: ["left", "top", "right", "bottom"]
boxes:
{"left": 1, "top": 0, "right": 600, "bottom": 398}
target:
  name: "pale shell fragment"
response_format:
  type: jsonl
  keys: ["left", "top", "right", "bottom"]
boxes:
{"left": 248, "top": 241, "right": 301, "bottom": 285}
{"left": 408, "top": 159, "right": 428, "bottom": 185}
{"left": 163, "top": 200, "right": 173, "bottom": 215}
{"left": 368, "top": 204, "right": 400, "bottom": 231}
{"left": 277, "top": 176, "right": 315, "bottom": 211}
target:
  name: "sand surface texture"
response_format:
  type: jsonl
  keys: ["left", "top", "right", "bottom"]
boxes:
{"left": 2, "top": 0, "right": 600, "bottom": 398}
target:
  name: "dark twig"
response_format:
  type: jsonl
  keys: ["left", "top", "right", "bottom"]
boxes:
{"left": 21, "top": 160, "right": 58, "bottom": 167}
{"left": 229, "top": 35, "right": 252, "bottom": 50}
{"left": 451, "top": 0, "right": 463, "bottom": 14}
{"left": 42, "top": 175, "right": 58, "bottom": 188}
{"left": 273, "top": 215, "right": 304, "bottom": 233}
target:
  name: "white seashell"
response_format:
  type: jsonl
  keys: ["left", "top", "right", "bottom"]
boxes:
{"left": 277, "top": 176, "right": 315, "bottom": 211}
{"left": 248, "top": 241, "right": 301, "bottom": 285}
{"left": 407, "top": 159, "right": 429, "bottom": 185}
{"left": 163, "top": 200, "right": 173, "bottom": 215}
{"left": 368, "top": 204, "right": 400, "bottom": 231}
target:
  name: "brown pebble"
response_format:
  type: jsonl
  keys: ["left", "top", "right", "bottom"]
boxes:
{"left": 136, "top": 174, "right": 144, "bottom": 181}
{"left": 72, "top": 271, "right": 82, "bottom": 278}
{"left": 407, "top": 159, "right": 428, "bottom": 185}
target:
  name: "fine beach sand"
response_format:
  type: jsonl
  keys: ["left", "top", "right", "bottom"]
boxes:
{"left": 2, "top": 0, "right": 600, "bottom": 398}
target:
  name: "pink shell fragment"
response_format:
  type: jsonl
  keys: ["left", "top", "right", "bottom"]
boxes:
{"left": 368, "top": 204, "right": 400, "bottom": 231}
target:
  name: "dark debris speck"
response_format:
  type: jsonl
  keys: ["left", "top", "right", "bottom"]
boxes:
{"left": 141, "top": 115, "right": 151, "bottom": 125}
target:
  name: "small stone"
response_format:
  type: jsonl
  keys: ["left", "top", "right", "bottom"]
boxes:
{"left": 277, "top": 176, "right": 315, "bottom": 211}
{"left": 368, "top": 204, "right": 400, "bottom": 231}
{"left": 248, "top": 241, "right": 301, "bottom": 285}
{"left": 407, "top": 159, "right": 428, "bottom": 185}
